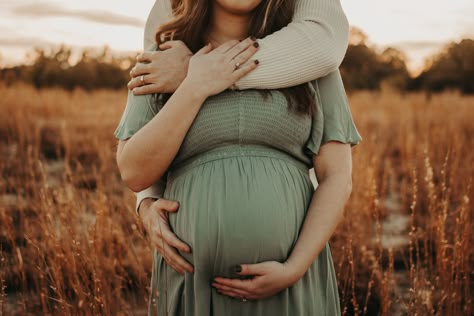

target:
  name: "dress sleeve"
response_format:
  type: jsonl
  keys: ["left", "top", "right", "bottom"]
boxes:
{"left": 114, "top": 91, "right": 160, "bottom": 140}
{"left": 304, "top": 70, "right": 362, "bottom": 157}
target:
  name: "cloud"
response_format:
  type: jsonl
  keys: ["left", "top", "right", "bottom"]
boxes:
{"left": 13, "top": 2, "right": 145, "bottom": 28}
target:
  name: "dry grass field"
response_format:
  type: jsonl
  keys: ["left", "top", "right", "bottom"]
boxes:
{"left": 0, "top": 84, "right": 472, "bottom": 315}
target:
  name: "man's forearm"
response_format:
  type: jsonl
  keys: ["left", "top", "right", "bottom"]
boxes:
{"left": 144, "top": 0, "right": 349, "bottom": 90}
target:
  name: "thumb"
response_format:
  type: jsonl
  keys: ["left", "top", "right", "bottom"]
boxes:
{"left": 194, "top": 42, "right": 212, "bottom": 56}
{"left": 154, "top": 198, "right": 180, "bottom": 213}
{"left": 237, "top": 262, "right": 269, "bottom": 276}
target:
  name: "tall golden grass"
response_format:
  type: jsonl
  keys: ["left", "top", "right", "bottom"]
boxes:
{"left": 0, "top": 84, "right": 472, "bottom": 315}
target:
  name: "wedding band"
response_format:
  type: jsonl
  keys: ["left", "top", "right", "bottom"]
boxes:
{"left": 140, "top": 75, "right": 145, "bottom": 85}
{"left": 234, "top": 61, "right": 241, "bottom": 69}
{"left": 241, "top": 297, "right": 247, "bottom": 302}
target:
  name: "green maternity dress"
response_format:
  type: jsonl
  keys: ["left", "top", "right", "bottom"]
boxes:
{"left": 114, "top": 70, "right": 362, "bottom": 316}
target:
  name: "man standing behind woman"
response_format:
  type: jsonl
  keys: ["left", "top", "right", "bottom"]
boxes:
{"left": 119, "top": 0, "right": 361, "bottom": 315}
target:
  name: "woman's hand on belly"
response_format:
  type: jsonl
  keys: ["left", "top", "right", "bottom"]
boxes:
{"left": 211, "top": 261, "right": 299, "bottom": 301}
{"left": 139, "top": 198, "right": 194, "bottom": 274}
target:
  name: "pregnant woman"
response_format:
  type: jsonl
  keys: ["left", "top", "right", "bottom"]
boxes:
{"left": 115, "top": 0, "right": 362, "bottom": 315}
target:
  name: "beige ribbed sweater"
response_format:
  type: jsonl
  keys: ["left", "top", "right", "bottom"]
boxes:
{"left": 136, "top": 0, "right": 350, "bottom": 211}
{"left": 144, "top": 0, "right": 349, "bottom": 90}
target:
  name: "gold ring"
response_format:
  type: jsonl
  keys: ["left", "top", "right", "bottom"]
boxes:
{"left": 140, "top": 75, "right": 145, "bottom": 85}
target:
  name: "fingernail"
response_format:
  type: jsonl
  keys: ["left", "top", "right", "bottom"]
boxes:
{"left": 250, "top": 35, "right": 257, "bottom": 41}
{"left": 253, "top": 42, "right": 259, "bottom": 48}
{"left": 234, "top": 265, "right": 242, "bottom": 273}
{"left": 254, "top": 60, "right": 259, "bottom": 65}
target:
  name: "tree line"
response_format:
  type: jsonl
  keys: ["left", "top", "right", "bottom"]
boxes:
{"left": 1, "top": 29, "right": 473, "bottom": 94}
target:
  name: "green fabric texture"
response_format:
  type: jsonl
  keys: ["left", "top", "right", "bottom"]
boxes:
{"left": 114, "top": 70, "right": 362, "bottom": 315}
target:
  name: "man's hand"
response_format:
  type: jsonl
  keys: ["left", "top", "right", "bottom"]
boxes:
{"left": 139, "top": 197, "right": 194, "bottom": 274}
{"left": 128, "top": 40, "right": 193, "bottom": 95}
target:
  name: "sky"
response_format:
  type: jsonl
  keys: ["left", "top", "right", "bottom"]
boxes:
{"left": 0, "top": 0, "right": 473, "bottom": 72}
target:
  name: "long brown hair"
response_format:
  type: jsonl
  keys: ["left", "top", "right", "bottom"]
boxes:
{"left": 155, "top": 0, "right": 315, "bottom": 116}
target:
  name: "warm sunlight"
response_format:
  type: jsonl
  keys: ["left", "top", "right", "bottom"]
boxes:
{"left": 1, "top": 1, "right": 473, "bottom": 315}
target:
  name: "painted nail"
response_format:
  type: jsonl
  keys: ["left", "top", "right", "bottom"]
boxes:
{"left": 254, "top": 60, "right": 259, "bottom": 65}
{"left": 234, "top": 265, "right": 242, "bottom": 273}
{"left": 250, "top": 35, "right": 257, "bottom": 41}
{"left": 253, "top": 42, "right": 259, "bottom": 48}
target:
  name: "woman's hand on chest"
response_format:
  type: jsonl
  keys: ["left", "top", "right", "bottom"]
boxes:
{"left": 184, "top": 36, "right": 260, "bottom": 99}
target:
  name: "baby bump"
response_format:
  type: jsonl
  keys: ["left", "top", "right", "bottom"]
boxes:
{"left": 163, "top": 156, "right": 314, "bottom": 277}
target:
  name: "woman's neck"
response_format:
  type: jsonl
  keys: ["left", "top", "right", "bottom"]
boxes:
{"left": 205, "top": 2, "right": 251, "bottom": 47}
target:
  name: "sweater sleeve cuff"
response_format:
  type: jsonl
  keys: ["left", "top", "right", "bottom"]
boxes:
{"left": 135, "top": 180, "right": 166, "bottom": 215}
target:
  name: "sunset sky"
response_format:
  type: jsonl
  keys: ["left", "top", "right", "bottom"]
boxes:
{"left": 0, "top": 0, "right": 473, "bottom": 72}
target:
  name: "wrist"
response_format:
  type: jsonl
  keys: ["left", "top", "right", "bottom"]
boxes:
{"left": 179, "top": 78, "right": 209, "bottom": 101}
{"left": 283, "top": 259, "right": 307, "bottom": 286}
{"left": 138, "top": 197, "right": 157, "bottom": 217}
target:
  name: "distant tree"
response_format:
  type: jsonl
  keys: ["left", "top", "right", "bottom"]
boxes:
{"left": 1, "top": 36, "right": 472, "bottom": 94}
{"left": 30, "top": 46, "right": 73, "bottom": 88}
{"left": 414, "top": 39, "right": 474, "bottom": 93}
{"left": 378, "top": 47, "right": 411, "bottom": 91}
{"left": 341, "top": 43, "right": 381, "bottom": 90}
{"left": 340, "top": 28, "right": 410, "bottom": 91}
{"left": 1, "top": 45, "right": 135, "bottom": 91}
{"left": 349, "top": 27, "right": 369, "bottom": 46}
